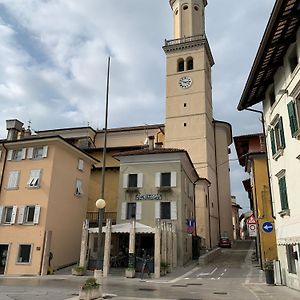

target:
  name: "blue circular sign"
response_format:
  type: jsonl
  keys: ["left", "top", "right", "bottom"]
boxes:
{"left": 262, "top": 222, "right": 273, "bottom": 233}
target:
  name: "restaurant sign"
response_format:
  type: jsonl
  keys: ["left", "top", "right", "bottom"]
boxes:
{"left": 135, "top": 194, "right": 162, "bottom": 201}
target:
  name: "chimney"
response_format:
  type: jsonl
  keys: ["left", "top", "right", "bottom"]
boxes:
{"left": 6, "top": 119, "right": 24, "bottom": 141}
{"left": 148, "top": 136, "right": 155, "bottom": 150}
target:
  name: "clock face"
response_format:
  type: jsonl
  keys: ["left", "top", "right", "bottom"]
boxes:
{"left": 179, "top": 76, "right": 192, "bottom": 89}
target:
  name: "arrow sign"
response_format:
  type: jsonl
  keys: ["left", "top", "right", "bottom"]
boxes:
{"left": 262, "top": 222, "right": 273, "bottom": 233}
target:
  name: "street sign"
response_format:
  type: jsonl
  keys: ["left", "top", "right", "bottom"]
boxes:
{"left": 246, "top": 215, "right": 257, "bottom": 225}
{"left": 248, "top": 224, "right": 257, "bottom": 237}
{"left": 262, "top": 222, "right": 273, "bottom": 233}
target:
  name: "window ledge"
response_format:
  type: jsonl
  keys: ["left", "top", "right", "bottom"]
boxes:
{"left": 126, "top": 187, "right": 139, "bottom": 192}
{"left": 279, "top": 209, "right": 290, "bottom": 217}
{"left": 273, "top": 148, "right": 284, "bottom": 160}
{"left": 26, "top": 186, "right": 40, "bottom": 189}
{"left": 6, "top": 187, "right": 19, "bottom": 190}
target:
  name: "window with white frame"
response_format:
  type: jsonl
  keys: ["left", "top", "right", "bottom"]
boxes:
{"left": 0, "top": 206, "right": 17, "bottom": 224}
{"left": 7, "top": 148, "right": 26, "bottom": 161}
{"left": 123, "top": 173, "right": 143, "bottom": 189}
{"left": 121, "top": 202, "right": 142, "bottom": 220}
{"left": 270, "top": 116, "right": 286, "bottom": 157}
{"left": 78, "top": 159, "right": 84, "bottom": 171}
{"left": 75, "top": 179, "right": 83, "bottom": 196}
{"left": 155, "top": 201, "right": 177, "bottom": 220}
{"left": 27, "top": 169, "right": 41, "bottom": 188}
{"left": 7, "top": 171, "right": 20, "bottom": 189}
{"left": 18, "top": 205, "right": 40, "bottom": 225}
{"left": 27, "top": 146, "right": 48, "bottom": 160}
{"left": 17, "top": 244, "right": 31, "bottom": 263}
{"left": 155, "top": 172, "right": 176, "bottom": 189}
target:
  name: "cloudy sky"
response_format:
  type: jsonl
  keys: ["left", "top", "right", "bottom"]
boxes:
{"left": 0, "top": 0, "right": 275, "bottom": 211}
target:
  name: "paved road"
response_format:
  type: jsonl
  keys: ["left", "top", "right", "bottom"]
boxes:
{"left": 0, "top": 240, "right": 299, "bottom": 300}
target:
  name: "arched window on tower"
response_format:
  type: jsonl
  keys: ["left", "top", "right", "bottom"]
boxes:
{"left": 187, "top": 57, "right": 194, "bottom": 70}
{"left": 177, "top": 58, "right": 184, "bottom": 72}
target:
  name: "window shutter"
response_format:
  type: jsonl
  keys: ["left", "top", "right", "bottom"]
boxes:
{"left": 42, "top": 146, "right": 48, "bottom": 158}
{"left": 270, "top": 129, "right": 276, "bottom": 155}
{"left": 287, "top": 101, "right": 298, "bottom": 136}
{"left": 123, "top": 174, "right": 128, "bottom": 188}
{"left": 21, "top": 148, "right": 26, "bottom": 160}
{"left": 78, "top": 159, "right": 84, "bottom": 171}
{"left": 27, "top": 147, "right": 34, "bottom": 159}
{"left": 18, "top": 206, "right": 25, "bottom": 224}
{"left": 279, "top": 117, "right": 286, "bottom": 149}
{"left": 137, "top": 173, "right": 143, "bottom": 188}
{"left": 121, "top": 202, "right": 126, "bottom": 220}
{"left": 279, "top": 177, "right": 289, "bottom": 210}
{"left": 171, "top": 172, "right": 177, "bottom": 187}
{"left": 155, "top": 202, "right": 160, "bottom": 219}
{"left": 171, "top": 202, "right": 177, "bottom": 220}
{"left": 8, "top": 171, "right": 20, "bottom": 189}
{"left": 136, "top": 202, "right": 142, "bottom": 220}
{"left": 33, "top": 205, "right": 41, "bottom": 224}
{"left": 7, "top": 150, "right": 13, "bottom": 161}
{"left": 0, "top": 206, "right": 3, "bottom": 223}
{"left": 11, "top": 206, "right": 17, "bottom": 224}
{"left": 155, "top": 173, "right": 161, "bottom": 187}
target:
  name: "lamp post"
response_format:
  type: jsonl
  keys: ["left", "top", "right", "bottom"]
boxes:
{"left": 96, "top": 56, "right": 111, "bottom": 270}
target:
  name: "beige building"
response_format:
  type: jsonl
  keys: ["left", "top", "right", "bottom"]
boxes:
{"left": 231, "top": 196, "right": 242, "bottom": 241}
{"left": 0, "top": 120, "right": 97, "bottom": 275}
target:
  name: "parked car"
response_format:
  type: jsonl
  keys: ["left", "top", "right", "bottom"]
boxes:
{"left": 218, "top": 237, "right": 231, "bottom": 248}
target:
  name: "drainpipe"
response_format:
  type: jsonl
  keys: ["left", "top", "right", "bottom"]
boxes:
{"left": 0, "top": 143, "right": 8, "bottom": 193}
{"left": 245, "top": 108, "right": 275, "bottom": 219}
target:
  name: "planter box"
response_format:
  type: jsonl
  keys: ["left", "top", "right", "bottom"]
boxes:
{"left": 125, "top": 269, "right": 135, "bottom": 278}
{"left": 79, "top": 287, "right": 102, "bottom": 300}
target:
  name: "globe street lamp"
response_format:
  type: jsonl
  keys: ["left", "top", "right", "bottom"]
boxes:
{"left": 96, "top": 198, "right": 106, "bottom": 269}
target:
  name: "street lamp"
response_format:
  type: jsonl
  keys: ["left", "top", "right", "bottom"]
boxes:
{"left": 96, "top": 198, "right": 106, "bottom": 269}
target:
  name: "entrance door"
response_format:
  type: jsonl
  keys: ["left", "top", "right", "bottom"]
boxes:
{"left": 0, "top": 245, "right": 8, "bottom": 275}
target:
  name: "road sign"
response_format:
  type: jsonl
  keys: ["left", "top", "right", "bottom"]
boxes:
{"left": 246, "top": 215, "right": 257, "bottom": 225}
{"left": 248, "top": 224, "right": 257, "bottom": 237}
{"left": 262, "top": 222, "right": 273, "bottom": 233}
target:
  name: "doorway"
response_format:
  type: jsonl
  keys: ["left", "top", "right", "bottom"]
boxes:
{"left": 0, "top": 245, "right": 8, "bottom": 275}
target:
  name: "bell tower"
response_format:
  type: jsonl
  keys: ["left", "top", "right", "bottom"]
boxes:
{"left": 163, "top": 0, "right": 220, "bottom": 247}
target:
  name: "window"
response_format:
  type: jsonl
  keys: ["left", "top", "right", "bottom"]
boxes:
{"left": 27, "top": 146, "right": 48, "bottom": 159}
{"left": 194, "top": 5, "right": 199, "bottom": 11}
{"left": 270, "top": 116, "right": 285, "bottom": 157}
{"left": 178, "top": 59, "right": 184, "bottom": 72}
{"left": 269, "top": 86, "right": 276, "bottom": 107}
{"left": 0, "top": 206, "right": 17, "bottom": 224}
{"left": 75, "top": 179, "right": 83, "bottom": 196}
{"left": 288, "top": 45, "right": 298, "bottom": 74}
{"left": 286, "top": 244, "right": 297, "bottom": 274}
{"left": 18, "top": 205, "right": 41, "bottom": 225}
{"left": 123, "top": 173, "right": 143, "bottom": 189}
{"left": 78, "top": 159, "right": 84, "bottom": 171}
{"left": 27, "top": 169, "right": 41, "bottom": 188}
{"left": 187, "top": 57, "right": 193, "bottom": 70}
{"left": 7, "top": 148, "right": 26, "bottom": 161}
{"left": 155, "top": 172, "right": 176, "bottom": 188}
{"left": 184, "top": 122, "right": 187, "bottom": 127}
{"left": 278, "top": 174, "right": 289, "bottom": 211}
{"left": 161, "top": 202, "right": 171, "bottom": 219}
{"left": 17, "top": 244, "right": 31, "bottom": 263}
{"left": 126, "top": 203, "right": 136, "bottom": 220}
{"left": 287, "top": 100, "right": 299, "bottom": 137}
{"left": 183, "top": 5, "right": 188, "bottom": 10}
{"left": 7, "top": 171, "right": 20, "bottom": 189}
{"left": 184, "top": 103, "right": 187, "bottom": 107}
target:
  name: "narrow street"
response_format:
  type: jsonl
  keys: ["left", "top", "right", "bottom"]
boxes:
{"left": 0, "top": 241, "right": 299, "bottom": 300}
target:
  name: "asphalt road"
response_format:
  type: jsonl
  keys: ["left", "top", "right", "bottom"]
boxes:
{"left": 0, "top": 240, "right": 299, "bottom": 300}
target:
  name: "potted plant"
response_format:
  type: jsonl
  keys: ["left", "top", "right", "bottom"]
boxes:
{"left": 264, "top": 260, "right": 275, "bottom": 285}
{"left": 125, "top": 262, "right": 135, "bottom": 278}
{"left": 72, "top": 265, "right": 85, "bottom": 276}
{"left": 79, "top": 277, "right": 102, "bottom": 300}
{"left": 160, "top": 261, "right": 169, "bottom": 276}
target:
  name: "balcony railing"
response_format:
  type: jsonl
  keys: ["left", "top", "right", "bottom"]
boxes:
{"left": 86, "top": 211, "right": 117, "bottom": 227}
{"left": 164, "top": 34, "right": 206, "bottom": 47}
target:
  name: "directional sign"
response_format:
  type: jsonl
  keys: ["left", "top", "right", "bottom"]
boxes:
{"left": 262, "top": 222, "right": 273, "bottom": 233}
{"left": 246, "top": 215, "right": 257, "bottom": 225}
{"left": 248, "top": 224, "right": 257, "bottom": 237}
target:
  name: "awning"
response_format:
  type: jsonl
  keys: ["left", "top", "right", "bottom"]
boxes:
{"left": 88, "top": 222, "right": 155, "bottom": 234}
{"left": 276, "top": 222, "right": 300, "bottom": 245}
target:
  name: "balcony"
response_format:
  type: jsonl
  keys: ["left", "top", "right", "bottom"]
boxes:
{"left": 86, "top": 211, "right": 117, "bottom": 227}
{"left": 164, "top": 34, "right": 206, "bottom": 47}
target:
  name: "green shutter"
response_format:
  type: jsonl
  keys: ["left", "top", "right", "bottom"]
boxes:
{"left": 287, "top": 101, "right": 298, "bottom": 136}
{"left": 279, "top": 117, "right": 286, "bottom": 149}
{"left": 279, "top": 176, "right": 289, "bottom": 210}
{"left": 270, "top": 129, "right": 276, "bottom": 155}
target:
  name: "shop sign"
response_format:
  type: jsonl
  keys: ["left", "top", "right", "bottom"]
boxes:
{"left": 135, "top": 194, "right": 162, "bottom": 200}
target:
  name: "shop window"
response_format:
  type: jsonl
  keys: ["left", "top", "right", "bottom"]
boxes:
{"left": 286, "top": 244, "right": 297, "bottom": 274}
{"left": 17, "top": 244, "right": 31, "bottom": 263}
